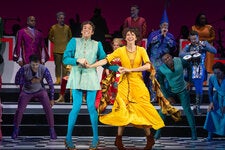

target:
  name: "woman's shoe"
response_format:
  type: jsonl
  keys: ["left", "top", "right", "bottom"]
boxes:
{"left": 11, "top": 127, "right": 19, "bottom": 139}
{"left": 144, "top": 134, "right": 155, "bottom": 150}
{"left": 89, "top": 139, "right": 99, "bottom": 150}
{"left": 64, "top": 140, "right": 76, "bottom": 150}
{"left": 114, "top": 135, "right": 125, "bottom": 150}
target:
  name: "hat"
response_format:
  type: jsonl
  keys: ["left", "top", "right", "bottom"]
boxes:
{"left": 160, "top": 9, "right": 169, "bottom": 24}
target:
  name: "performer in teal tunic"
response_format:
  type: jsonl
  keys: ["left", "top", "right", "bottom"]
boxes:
{"left": 155, "top": 53, "right": 197, "bottom": 140}
{"left": 203, "top": 62, "right": 225, "bottom": 141}
{"left": 63, "top": 21, "right": 118, "bottom": 150}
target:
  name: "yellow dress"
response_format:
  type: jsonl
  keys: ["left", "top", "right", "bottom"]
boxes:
{"left": 99, "top": 46, "right": 165, "bottom": 130}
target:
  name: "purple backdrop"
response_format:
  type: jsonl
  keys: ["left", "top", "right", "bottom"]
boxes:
{"left": 1, "top": 0, "right": 225, "bottom": 55}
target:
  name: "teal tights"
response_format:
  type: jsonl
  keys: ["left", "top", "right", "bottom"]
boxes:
{"left": 66, "top": 89, "right": 98, "bottom": 142}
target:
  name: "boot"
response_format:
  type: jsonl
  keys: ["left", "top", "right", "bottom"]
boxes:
{"left": 55, "top": 94, "right": 65, "bottom": 103}
{"left": 89, "top": 138, "right": 99, "bottom": 150}
{"left": 191, "top": 126, "right": 197, "bottom": 140}
{"left": 11, "top": 126, "right": 19, "bottom": 139}
{"left": 64, "top": 139, "right": 76, "bottom": 150}
{"left": 49, "top": 127, "right": 57, "bottom": 139}
{"left": 144, "top": 134, "right": 155, "bottom": 150}
{"left": 55, "top": 77, "right": 61, "bottom": 84}
{"left": 114, "top": 135, "right": 125, "bottom": 150}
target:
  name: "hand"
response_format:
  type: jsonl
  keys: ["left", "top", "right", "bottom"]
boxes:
{"left": 186, "top": 82, "right": 192, "bottom": 91}
{"left": 118, "top": 67, "right": 131, "bottom": 74}
{"left": 50, "top": 100, "right": 54, "bottom": 107}
{"left": 190, "top": 51, "right": 198, "bottom": 55}
{"left": 31, "top": 77, "right": 41, "bottom": 83}
{"left": 161, "top": 27, "right": 168, "bottom": 37}
{"left": 77, "top": 58, "right": 87, "bottom": 67}
{"left": 207, "top": 102, "right": 214, "bottom": 112}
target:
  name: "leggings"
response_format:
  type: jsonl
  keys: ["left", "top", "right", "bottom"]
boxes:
{"left": 66, "top": 89, "right": 98, "bottom": 141}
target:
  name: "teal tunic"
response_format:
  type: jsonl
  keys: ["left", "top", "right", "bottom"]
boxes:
{"left": 63, "top": 38, "right": 105, "bottom": 90}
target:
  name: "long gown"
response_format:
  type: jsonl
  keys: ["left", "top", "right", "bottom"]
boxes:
{"left": 99, "top": 46, "right": 165, "bottom": 130}
{"left": 204, "top": 75, "right": 225, "bottom": 136}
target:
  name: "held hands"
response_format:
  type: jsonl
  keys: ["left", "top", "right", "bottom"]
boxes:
{"left": 77, "top": 58, "right": 88, "bottom": 67}
{"left": 118, "top": 67, "right": 131, "bottom": 74}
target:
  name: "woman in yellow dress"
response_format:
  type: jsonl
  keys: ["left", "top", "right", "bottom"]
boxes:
{"left": 87, "top": 27, "right": 164, "bottom": 150}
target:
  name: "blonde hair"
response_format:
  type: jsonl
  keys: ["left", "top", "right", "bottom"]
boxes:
{"left": 112, "top": 38, "right": 123, "bottom": 47}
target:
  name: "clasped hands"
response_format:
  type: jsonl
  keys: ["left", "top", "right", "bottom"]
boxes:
{"left": 77, "top": 58, "right": 130, "bottom": 74}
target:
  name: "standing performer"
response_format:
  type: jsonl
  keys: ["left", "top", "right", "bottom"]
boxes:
{"left": 49, "top": 12, "right": 72, "bottom": 85}
{"left": 180, "top": 30, "right": 217, "bottom": 114}
{"left": 63, "top": 21, "right": 118, "bottom": 150}
{"left": 13, "top": 16, "right": 49, "bottom": 66}
{"left": 11, "top": 54, "right": 57, "bottom": 140}
{"left": 87, "top": 27, "right": 164, "bottom": 150}
{"left": 203, "top": 62, "right": 225, "bottom": 141}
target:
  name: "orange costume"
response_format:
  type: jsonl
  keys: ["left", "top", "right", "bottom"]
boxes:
{"left": 192, "top": 25, "right": 216, "bottom": 73}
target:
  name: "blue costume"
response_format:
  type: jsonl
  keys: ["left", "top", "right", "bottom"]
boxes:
{"left": 63, "top": 38, "right": 118, "bottom": 148}
{"left": 145, "top": 10, "right": 176, "bottom": 102}
{"left": 180, "top": 41, "right": 217, "bottom": 113}
{"left": 204, "top": 75, "right": 225, "bottom": 139}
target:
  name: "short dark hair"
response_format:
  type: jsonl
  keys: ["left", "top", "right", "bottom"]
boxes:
{"left": 160, "top": 52, "right": 172, "bottom": 60}
{"left": 189, "top": 30, "right": 199, "bottom": 36}
{"left": 212, "top": 62, "right": 225, "bottom": 74}
{"left": 81, "top": 20, "right": 95, "bottom": 32}
{"left": 29, "top": 54, "right": 40, "bottom": 63}
{"left": 122, "top": 27, "right": 141, "bottom": 44}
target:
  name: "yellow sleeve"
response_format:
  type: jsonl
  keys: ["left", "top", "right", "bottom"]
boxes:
{"left": 106, "top": 47, "right": 121, "bottom": 64}
{"left": 139, "top": 47, "right": 150, "bottom": 64}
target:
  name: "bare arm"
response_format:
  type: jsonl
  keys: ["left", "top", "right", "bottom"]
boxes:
{"left": 88, "top": 59, "right": 108, "bottom": 68}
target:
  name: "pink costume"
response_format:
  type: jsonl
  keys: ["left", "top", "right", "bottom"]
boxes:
{"left": 13, "top": 27, "right": 49, "bottom": 64}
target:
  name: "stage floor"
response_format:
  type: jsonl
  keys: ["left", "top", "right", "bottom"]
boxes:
{"left": 0, "top": 136, "right": 225, "bottom": 150}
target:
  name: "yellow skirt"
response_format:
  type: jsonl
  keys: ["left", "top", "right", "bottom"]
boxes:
{"left": 99, "top": 77, "right": 165, "bottom": 130}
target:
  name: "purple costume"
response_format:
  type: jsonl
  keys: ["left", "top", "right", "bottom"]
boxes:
{"left": 12, "top": 64, "right": 56, "bottom": 139}
{"left": 13, "top": 27, "right": 49, "bottom": 64}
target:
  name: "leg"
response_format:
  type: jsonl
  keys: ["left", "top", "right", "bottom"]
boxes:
{"left": 53, "top": 53, "right": 62, "bottom": 84}
{"left": 36, "top": 90, "right": 56, "bottom": 139}
{"left": 178, "top": 90, "right": 197, "bottom": 140}
{"left": 65, "top": 89, "right": 82, "bottom": 148}
{"left": 193, "top": 78, "right": 204, "bottom": 115}
{"left": 115, "top": 126, "right": 125, "bottom": 150}
{"left": 55, "top": 77, "right": 68, "bottom": 103}
{"left": 12, "top": 91, "right": 32, "bottom": 139}
{"left": 144, "top": 127, "right": 155, "bottom": 150}
{"left": 86, "top": 90, "right": 99, "bottom": 149}
{"left": 154, "top": 110, "right": 166, "bottom": 139}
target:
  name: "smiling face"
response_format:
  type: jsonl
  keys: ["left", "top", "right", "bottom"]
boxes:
{"left": 125, "top": 31, "right": 137, "bottom": 44}
{"left": 81, "top": 23, "right": 94, "bottom": 39}
{"left": 189, "top": 34, "right": 199, "bottom": 45}
{"left": 30, "top": 61, "right": 40, "bottom": 73}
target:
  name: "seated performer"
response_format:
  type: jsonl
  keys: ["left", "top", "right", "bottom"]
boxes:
{"left": 203, "top": 62, "right": 225, "bottom": 141}
{"left": 11, "top": 54, "right": 57, "bottom": 139}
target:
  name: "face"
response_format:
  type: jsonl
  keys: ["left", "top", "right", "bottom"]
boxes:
{"left": 30, "top": 61, "right": 40, "bottom": 72}
{"left": 81, "top": 23, "right": 94, "bottom": 39}
{"left": 27, "top": 16, "right": 36, "bottom": 28}
{"left": 112, "top": 41, "right": 121, "bottom": 50}
{"left": 125, "top": 31, "right": 137, "bottom": 44}
{"left": 160, "top": 22, "right": 169, "bottom": 30}
{"left": 130, "top": 6, "right": 139, "bottom": 18}
{"left": 189, "top": 35, "right": 199, "bottom": 45}
{"left": 199, "top": 15, "right": 206, "bottom": 25}
{"left": 213, "top": 68, "right": 224, "bottom": 79}
{"left": 162, "top": 53, "right": 173, "bottom": 68}
{"left": 57, "top": 15, "right": 65, "bottom": 25}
